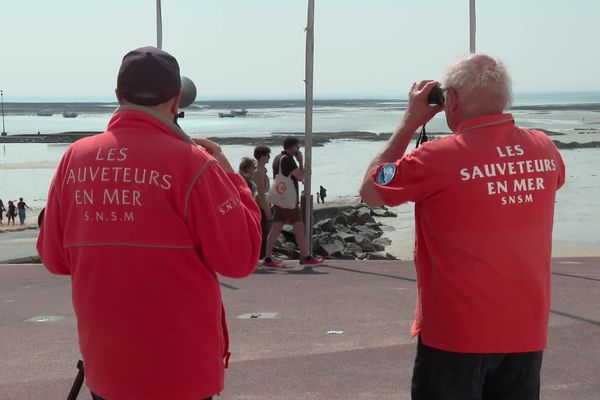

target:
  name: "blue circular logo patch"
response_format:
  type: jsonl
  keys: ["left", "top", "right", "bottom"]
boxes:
{"left": 376, "top": 163, "right": 396, "bottom": 185}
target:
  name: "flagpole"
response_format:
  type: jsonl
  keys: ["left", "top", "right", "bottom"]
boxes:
{"left": 304, "top": 0, "right": 315, "bottom": 255}
{"left": 156, "top": 0, "right": 163, "bottom": 49}
{"left": 469, "top": 0, "right": 476, "bottom": 53}
{"left": 1, "top": 90, "right": 6, "bottom": 136}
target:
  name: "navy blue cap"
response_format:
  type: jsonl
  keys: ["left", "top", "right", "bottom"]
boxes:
{"left": 117, "top": 46, "right": 181, "bottom": 106}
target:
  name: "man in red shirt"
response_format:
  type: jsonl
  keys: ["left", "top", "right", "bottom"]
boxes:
{"left": 37, "top": 47, "right": 261, "bottom": 400}
{"left": 360, "top": 54, "right": 565, "bottom": 400}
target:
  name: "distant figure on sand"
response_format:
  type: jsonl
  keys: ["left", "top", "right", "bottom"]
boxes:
{"left": 360, "top": 53, "right": 565, "bottom": 399}
{"left": 6, "top": 201, "right": 16, "bottom": 225}
{"left": 319, "top": 185, "right": 327, "bottom": 204}
{"left": 262, "top": 136, "right": 323, "bottom": 268}
{"left": 0, "top": 198, "right": 5, "bottom": 224}
{"left": 250, "top": 145, "right": 272, "bottom": 260}
{"left": 17, "top": 197, "right": 32, "bottom": 225}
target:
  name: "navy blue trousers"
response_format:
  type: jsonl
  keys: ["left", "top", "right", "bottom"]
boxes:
{"left": 411, "top": 337, "right": 543, "bottom": 400}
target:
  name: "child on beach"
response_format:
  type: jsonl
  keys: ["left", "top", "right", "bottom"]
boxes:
{"left": 6, "top": 201, "right": 16, "bottom": 225}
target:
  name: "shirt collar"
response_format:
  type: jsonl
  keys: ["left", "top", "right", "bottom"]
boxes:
{"left": 456, "top": 113, "right": 514, "bottom": 135}
{"left": 109, "top": 105, "right": 193, "bottom": 144}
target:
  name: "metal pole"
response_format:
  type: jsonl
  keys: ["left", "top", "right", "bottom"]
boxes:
{"left": 1, "top": 90, "right": 6, "bottom": 136}
{"left": 156, "top": 0, "right": 163, "bottom": 49}
{"left": 469, "top": 0, "right": 476, "bottom": 54}
{"left": 304, "top": 0, "right": 315, "bottom": 255}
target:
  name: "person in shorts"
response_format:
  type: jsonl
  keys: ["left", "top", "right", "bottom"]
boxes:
{"left": 262, "top": 137, "right": 323, "bottom": 268}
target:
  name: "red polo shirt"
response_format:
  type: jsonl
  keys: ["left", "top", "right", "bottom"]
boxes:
{"left": 372, "top": 114, "right": 565, "bottom": 353}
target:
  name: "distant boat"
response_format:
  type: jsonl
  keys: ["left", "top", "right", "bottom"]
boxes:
{"left": 218, "top": 109, "right": 248, "bottom": 118}
{"left": 231, "top": 109, "right": 248, "bottom": 116}
{"left": 36, "top": 110, "right": 53, "bottom": 116}
{"left": 62, "top": 111, "right": 79, "bottom": 118}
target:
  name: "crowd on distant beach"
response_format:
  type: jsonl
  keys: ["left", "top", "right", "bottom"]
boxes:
{"left": 0, "top": 197, "right": 32, "bottom": 226}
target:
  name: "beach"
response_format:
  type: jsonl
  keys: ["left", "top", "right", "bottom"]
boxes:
{"left": 1, "top": 97, "right": 599, "bottom": 259}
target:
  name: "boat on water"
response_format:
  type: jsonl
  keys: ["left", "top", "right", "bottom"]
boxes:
{"left": 36, "top": 110, "right": 54, "bottom": 116}
{"left": 62, "top": 111, "right": 79, "bottom": 118}
{"left": 218, "top": 109, "right": 248, "bottom": 118}
{"left": 232, "top": 109, "right": 248, "bottom": 116}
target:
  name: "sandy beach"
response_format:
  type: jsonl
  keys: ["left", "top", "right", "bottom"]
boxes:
{"left": 0, "top": 208, "right": 42, "bottom": 234}
{"left": 1, "top": 196, "right": 597, "bottom": 260}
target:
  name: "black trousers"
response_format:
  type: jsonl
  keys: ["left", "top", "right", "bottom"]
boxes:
{"left": 91, "top": 393, "right": 211, "bottom": 400}
{"left": 259, "top": 209, "right": 269, "bottom": 259}
{"left": 411, "top": 337, "right": 543, "bottom": 400}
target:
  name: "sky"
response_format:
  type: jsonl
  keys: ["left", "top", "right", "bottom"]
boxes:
{"left": 1, "top": 0, "right": 599, "bottom": 101}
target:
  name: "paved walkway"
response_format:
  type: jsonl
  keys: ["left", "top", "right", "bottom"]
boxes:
{"left": 0, "top": 229, "right": 39, "bottom": 263}
{"left": 1, "top": 258, "right": 599, "bottom": 399}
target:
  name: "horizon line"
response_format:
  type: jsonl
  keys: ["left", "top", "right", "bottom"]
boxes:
{"left": 3, "top": 90, "right": 600, "bottom": 104}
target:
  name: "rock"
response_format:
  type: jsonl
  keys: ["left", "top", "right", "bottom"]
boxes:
{"left": 371, "top": 208, "right": 398, "bottom": 217}
{"left": 374, "top": 237, "right": 392, "bottom": 246}
{"left": 314, "top": 218, "right": 337, "bottom": 233}
{"left": 273, "top": 246, "right": 299, "bottom": 259}
{"left": 365, "top": 222, "right": 382, "bottom": 230}
{"left": 282, "top": 241, "right": 297, "bottom": 251}
{"left": 333, "top": 214, "right": 349, "bottom": 226}
{"left": 365, "top": 251, "right": 398, "bottom": 260}
{"left": 335, "top": 232, "right": 356, "bottom": 243}
{"left": 355, "top": 207, "right": 376, "bottom": 224}
{"left": 341, "top": 243, "right": 363, "bottom": 258}
{"left": 351, "top": 224, "right": 381, "bottom": 240}
{"left": 314, "top": 241, "right": 345, "bottom": 257}
{"left": 354, "top": 234, "right": 376, "bottom": 252}
{"left": 281, "top": 225, "right": 296, "bottom": 243}
{"left": 268, "top": 202, "right": 396, "bottom": 260}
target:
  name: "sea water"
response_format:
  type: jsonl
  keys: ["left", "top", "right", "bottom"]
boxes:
{"left": 1, "top": 96, "right": 599, "bottom": 209}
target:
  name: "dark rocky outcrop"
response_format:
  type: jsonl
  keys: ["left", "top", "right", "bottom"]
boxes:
{"left": 553, "top": 140, "right": 600, "bottom": 149}
{"left": 272, "top": 203, "right": 398, "bottom": 261}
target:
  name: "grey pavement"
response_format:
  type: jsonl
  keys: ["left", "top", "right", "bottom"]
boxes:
{"left": 0, "top": 229, "right": 39, "bottom": 263}
{"left": 1, "top": 258, "right": 599, "bottom": 399}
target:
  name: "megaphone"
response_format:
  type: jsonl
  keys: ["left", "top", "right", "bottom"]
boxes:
{"left": 179, "top": 76, "right": 197, "bottom": 108}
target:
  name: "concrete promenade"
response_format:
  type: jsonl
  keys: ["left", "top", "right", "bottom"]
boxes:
{"left": 1, "top": 258, "right": 599, "bottom": 399}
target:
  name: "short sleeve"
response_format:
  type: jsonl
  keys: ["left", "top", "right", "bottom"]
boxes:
{"left": 281, "top": 155, "right": 297, "bottom": 177}
{"left": 371, "top": 148, "right": 439, "bottom": 206}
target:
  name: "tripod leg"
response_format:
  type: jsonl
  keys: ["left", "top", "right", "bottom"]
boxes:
{"left": 66, "top": 360, "right": 84, "bottom": 400}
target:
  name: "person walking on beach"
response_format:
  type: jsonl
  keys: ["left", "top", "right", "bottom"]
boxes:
{"left": 0, "top": 198, "right": 5, "bottom": 224}
{"left": 360, "top": 54, "right": 565, "bottom": 400}
{"left": 6, "top": 201, "right": 16, "bottom": 225}
{"left": 262, "top": 137, "right": 323, "bottom": 268}
{"left": 251, "top": 145, "right": 272, "bottom": 260}
{"left": 37, "top": 46, "right": 261, "bottom": 400}
{"left": 16, "top": 197, "right": 32, "bottom": 225}
{"left": 319, "top": 185, "right": 327, "bottom": 204}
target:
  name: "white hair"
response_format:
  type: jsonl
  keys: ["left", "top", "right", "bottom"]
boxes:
{"left": 443, "top": 54, "right": 513, "bottom": 114}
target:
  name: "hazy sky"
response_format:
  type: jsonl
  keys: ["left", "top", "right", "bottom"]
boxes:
{"left": 1, "top": 0, "right": 599, "bottom": 101}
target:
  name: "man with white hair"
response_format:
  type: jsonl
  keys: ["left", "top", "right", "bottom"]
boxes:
{"left": 360, "top": 54, "right": 565, "bottom": 399}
